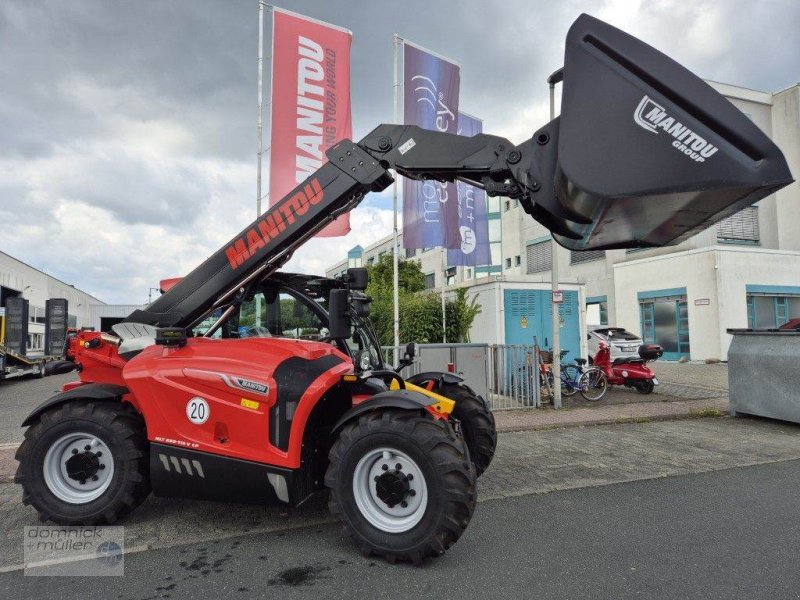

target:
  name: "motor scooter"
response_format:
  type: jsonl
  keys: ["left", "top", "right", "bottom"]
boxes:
{"left": 593, "top": 341, "right": 663, "bottom": 394}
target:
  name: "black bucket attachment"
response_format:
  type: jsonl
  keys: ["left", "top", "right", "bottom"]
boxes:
{"left": 529, "top": 14, "right": 793, "bottom": 250}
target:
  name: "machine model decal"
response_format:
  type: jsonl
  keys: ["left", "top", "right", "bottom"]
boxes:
{"left": 220, "top": 374, "right": 270, "bottom": 396}
{"left": 633, "top": 95, "right": 718, "bottom": 163}
{"left": 225, "top": 178, "right": 325, "bottom": 270}
{"left": 186, "top": 397, "right": 210, "bottom": 425}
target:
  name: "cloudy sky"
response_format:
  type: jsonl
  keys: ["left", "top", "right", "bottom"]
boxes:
{"left": 1, "top": 0, "right": 798, "bottom": 304}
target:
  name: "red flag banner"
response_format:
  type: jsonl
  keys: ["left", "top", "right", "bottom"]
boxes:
{"left": 269, "top": 8, "right": 353, "bottom": 237}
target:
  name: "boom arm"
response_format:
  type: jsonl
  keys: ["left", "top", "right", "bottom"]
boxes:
{"left": 125, "top": 13, "right": 792, "bottom": 332}
{"left": 125, "top": 125, "right": 528, "bottom": 329}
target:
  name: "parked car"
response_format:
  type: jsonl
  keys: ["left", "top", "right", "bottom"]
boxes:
{"left": 778, "top": 318, "right": 800, "bottom": 331}
{"left": 587, "top": 326, "right": 643, "bottom": 362}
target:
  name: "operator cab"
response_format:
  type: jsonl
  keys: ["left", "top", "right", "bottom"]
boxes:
{"left": 190, "top": 268, "right": 386, "bottom": 374}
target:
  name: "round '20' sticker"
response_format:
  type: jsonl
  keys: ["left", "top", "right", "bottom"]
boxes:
{"left": 186, "top": 397, "right": 210, "bottom": 425}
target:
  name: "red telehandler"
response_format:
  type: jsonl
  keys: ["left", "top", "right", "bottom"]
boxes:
{"left": 15, "top": 15, "right": 792, "bottom": 564}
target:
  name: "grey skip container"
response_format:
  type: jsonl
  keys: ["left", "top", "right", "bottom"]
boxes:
{"left": 727, "top": 328, "right": 800, "bottom": 423}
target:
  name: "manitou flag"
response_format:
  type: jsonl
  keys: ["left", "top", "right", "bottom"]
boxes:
{"left": 269, "top": 8, "right": 353, "bottom": 236}
{"left": 447, "top": 113, "right": 492, "bottom": 267}
{"left": 402, "top": 41, "right": 460, "bottom": 249}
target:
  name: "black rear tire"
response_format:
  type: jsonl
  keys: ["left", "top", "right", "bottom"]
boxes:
{"left": 15, "top": 400, "right": 151, "bottom": 525}
{"left": 325, "top": 410, "right": 476, "bottom": 565}
{"left": 441, "top": 383, "right": 497, "bottom": 477}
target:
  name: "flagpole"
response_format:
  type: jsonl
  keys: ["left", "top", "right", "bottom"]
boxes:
{"left": 256, "top": 1, "right": 264, "bottom": 218}
{"left": 392, "top": 34, "right": 401, "bottom": 359}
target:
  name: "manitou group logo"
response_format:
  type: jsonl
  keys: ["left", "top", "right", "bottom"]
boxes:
{"left": 633, "top": 96, "right": 718, "bottom": 163}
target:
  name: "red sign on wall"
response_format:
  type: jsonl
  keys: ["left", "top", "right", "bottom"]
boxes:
{"left": 269, "top": 8, "right": 353, "bottom": 237}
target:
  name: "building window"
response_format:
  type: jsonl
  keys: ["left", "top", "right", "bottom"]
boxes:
{"left": 29, "top": 306, "right": 46, "bottom": 324}
{"left": 514, "top": 255, "right": 521, "bottom": 267}
{"left": 513, "top": 199, "right": 519, "bottom": 208}
{"left": 504, "top": 200, "right": 510, "bottom": 212}
{"left": 747, "top": 293, "right": 800, "bottom": 328}
{"left": 505, "top": 258, "right": 512, "bottom": 269}
{"left": 526, "top": 240, "right": 552, "bottom": 274}
{"left": 570, "top": 250, "right": 605, "bottom": 265}
{"left": 405, "top": 247, "right": 417, "bottom": 258}
{"left": 587, "top": 297, "right": 609, "bottom": 326}
{"left": 446, "top": 266, "right": 457, "bottom": 286}
{"left": 466, "top": 268, "right": 473, "bottom": 279}
{"left": 718, "top": 206, "right": 759, "bottom": 244}
{"left": 424, "top": 273, "right": 436, "bottom": 289}
{"left": 367, "top": 257, "right": 374, "bottom": 266}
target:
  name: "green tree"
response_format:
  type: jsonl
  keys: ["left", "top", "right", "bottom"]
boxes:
{"left": 365, "top": 254, "right": 481, "bottom": 346}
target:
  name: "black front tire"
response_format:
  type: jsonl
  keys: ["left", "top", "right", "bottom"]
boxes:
{"left": 635, "top": 380, "right": 655, "bottom": 394}
{"left": 15, "top": 400, "right": 151, "bottom": 525}
{"left": 441, "top": 384, "right": 497, "bottom": 477}
{"left": 325, "top": 410, "right": 476, "bottom": 565}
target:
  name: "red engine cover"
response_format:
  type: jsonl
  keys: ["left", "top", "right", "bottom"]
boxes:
{"left": 122, "top": 337, "right": 352, "bottom": 469}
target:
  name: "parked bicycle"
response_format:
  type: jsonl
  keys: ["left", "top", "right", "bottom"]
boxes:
{"left": 542, "top": 351, "right": 609, "bottom": 402}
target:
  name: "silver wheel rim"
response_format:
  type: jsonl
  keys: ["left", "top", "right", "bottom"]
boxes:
{"left": 352, "top": 447, "right": 428, "bottom": 533}
{"left": 43, "top": 432, "right": 115, "bottom": 504}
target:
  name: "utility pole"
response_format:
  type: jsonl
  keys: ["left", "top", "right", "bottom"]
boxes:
{"left": 548, "top": 68, "right": 564, "bottom": 409}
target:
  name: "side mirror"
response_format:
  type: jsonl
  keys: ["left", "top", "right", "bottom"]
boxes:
{"left": 328, "top": 289, "right": 352, "bottom": 339}
{"left": 404, "top": 342, "right": 417, "bottom": 361}
{"left": 347, "top": 267, "right": 368, "bottom": 291}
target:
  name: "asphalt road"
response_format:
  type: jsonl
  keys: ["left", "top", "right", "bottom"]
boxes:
{"left": 2, "top": 459, "right": 799, "bottom": 600}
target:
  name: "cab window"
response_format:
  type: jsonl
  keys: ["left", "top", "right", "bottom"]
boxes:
{"left": 238, "top": 289, "right": 328, "bottom": 341}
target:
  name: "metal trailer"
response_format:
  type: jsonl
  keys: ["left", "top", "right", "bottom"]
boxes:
{"left": 0, "top": 344, "right": 46, "bottom": 380}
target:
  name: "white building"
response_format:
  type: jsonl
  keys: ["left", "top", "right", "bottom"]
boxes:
{"left": 0, "top": 251, "right": 104, "bottom": 353}
{"left": 327, "top": 81, "right": 800, "bottom": 361}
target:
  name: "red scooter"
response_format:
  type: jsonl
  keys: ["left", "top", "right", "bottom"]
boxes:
{"left": 593, "top": 341, "right": 663, "bottom": 394}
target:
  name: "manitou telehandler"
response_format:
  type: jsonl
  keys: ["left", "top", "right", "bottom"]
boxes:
{"left": 15, "top": 14, "right": 792, "bottom": 564}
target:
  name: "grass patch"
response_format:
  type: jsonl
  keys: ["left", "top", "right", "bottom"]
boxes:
{"left": 688, "top": 407, "right": 723, "bottom": 418}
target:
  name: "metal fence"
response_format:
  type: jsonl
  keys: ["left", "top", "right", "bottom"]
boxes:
{"left": 382, "top": 343, "right": 541, "bottom": 411}
{"left": 486, "top": 344, "right": 542, "bottom": 410}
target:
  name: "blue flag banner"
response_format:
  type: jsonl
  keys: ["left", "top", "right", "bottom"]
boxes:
{"left": 447, "top": 113, "right": 492, "bottom": 267}
{"left": 402, "top": 41, "right": 460, "bottom": 249}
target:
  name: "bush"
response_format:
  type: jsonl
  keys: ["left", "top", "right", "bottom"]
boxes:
{"left": 366, "top": 255, "right": 481, "bottom": 346}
